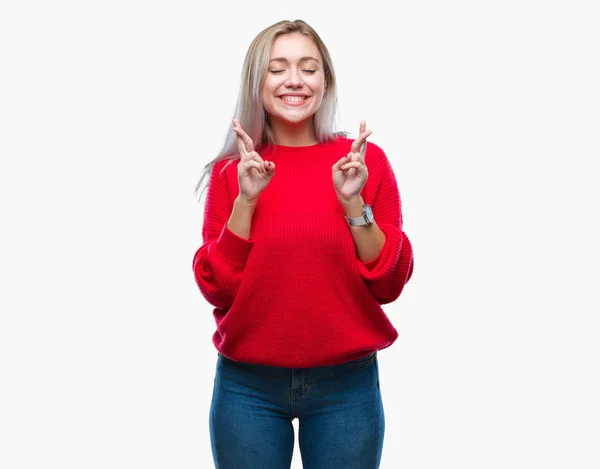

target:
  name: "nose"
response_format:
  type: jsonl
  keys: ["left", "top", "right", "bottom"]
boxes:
{"left": 284, "top": 68, "right": 303, "bottom": 88}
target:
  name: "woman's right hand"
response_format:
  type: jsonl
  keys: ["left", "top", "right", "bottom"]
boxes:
{"left": 232, "top": 119, "right": 275, "bottom": 204}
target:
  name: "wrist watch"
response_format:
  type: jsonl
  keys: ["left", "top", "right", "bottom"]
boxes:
{"left": 344, "top": 203, "right": 374, "bottom": 226}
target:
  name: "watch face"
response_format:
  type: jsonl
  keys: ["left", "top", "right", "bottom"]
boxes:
{"left": 364, "top": 204, "right": 374, "bottom": 223}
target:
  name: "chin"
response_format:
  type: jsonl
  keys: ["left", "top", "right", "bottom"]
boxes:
{"left": 283, "top": 114, "right": 311, "bottom": 124}
{"left": 270, "top": 111, "right": 313, "bottom": 126}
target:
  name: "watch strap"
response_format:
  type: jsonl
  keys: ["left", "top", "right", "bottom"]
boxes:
{"left": 344, "top": 204, "right": 373, "bottom": 226}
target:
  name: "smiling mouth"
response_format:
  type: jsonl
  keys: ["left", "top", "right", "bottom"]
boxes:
{"left": 279, "top": 95, "right": 309, "bottom": 105}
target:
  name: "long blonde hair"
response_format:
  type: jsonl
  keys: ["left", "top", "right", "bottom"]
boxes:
{"left": 193, "top": 19, "right": 345, "bottom": 200}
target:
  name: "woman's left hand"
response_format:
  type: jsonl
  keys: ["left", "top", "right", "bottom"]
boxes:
{"left": 332, "top": 121, "right": 372, "bottom": 203}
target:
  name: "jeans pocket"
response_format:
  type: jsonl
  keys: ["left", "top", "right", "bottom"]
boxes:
{"left": 339, "top": 352, "right": 377, "bottom": 369}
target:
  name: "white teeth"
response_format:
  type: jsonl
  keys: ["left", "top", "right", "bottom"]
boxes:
{"left": 281, "top": 96, "right": 306, "bottom": 102}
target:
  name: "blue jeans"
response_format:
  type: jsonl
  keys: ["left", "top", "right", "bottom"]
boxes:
{"left": 209, "top": 351, "right": 385, "bottom": 469}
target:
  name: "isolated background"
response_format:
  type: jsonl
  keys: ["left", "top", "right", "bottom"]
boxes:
{"left": 1, "top": 0, "right": 599, "bottom": 468}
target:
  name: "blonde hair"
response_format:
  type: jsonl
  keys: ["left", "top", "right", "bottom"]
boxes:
{"left": 193, "top": 19, "right": 346, "bottom": 200}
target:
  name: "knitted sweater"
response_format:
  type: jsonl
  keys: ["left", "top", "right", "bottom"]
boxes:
{"left": 192, "top": 136, "right": 414, "bottom": 368}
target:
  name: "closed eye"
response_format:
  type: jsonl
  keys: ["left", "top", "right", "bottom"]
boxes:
{"left": 269, "top": 69, "right": 317, "bottom": 74}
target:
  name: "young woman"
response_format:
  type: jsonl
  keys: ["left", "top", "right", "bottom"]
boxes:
{"left": 192, "top": 19, "right": 414, "bottom": 469}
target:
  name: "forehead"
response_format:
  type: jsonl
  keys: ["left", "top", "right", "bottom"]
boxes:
{"left": 270, "top": 33, "right": 321, "bottom": 62}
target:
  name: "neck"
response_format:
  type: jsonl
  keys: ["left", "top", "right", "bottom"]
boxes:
{"left": 269, "top": 118, "right": 318, "bottom": 147}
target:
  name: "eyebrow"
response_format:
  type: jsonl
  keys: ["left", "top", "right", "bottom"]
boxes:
{"left": 269, "top": 56, "right": 321, "bottom": 64}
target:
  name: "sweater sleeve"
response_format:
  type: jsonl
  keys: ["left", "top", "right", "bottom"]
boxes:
{"left": 192, "top": 160, "right": 254, "bottom": 309}
{"left": 357, "top": 146, "right": 414, "bottom": 304}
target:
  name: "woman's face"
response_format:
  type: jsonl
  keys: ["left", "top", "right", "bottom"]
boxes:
{"left": 262, "top": 33, "right": 326, "bottom": 127}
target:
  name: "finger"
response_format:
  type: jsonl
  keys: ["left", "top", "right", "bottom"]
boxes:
{"left": 357, "top": 120, "right": 367, "bottom": 143}
{"left": 247, "top": 151, "right": 266, "bottom": 170}
{"left": 232, "top": 122, "right": 247, "bottom": 157}
{"left": 340, "top": 162, "right": 364, "bottom": 171}
{"left": 351, "top": 129, "right": 372, "bottom": 154}
{"left": 232, "top": 119, "right": 254, "bottom": 153}
{"left": 341, "top": 164, "right": 367, "bottom": 179}
{"left": 332, "top": 153, "right": 353, "bottom": 172}
{"left": 235, "top": 134, "right": 247, "bottom": 158}
{"left": 264, "top": 161, "right": 275, "bottom": 173}
{"left": 360, "top": 129, "right": 372, "bottom": 148}
{"left": 245, "top": 160, "right": 264, "bottom": 174}
{"left": 358, "top": 131, "right": 372, "bottom": 156}
{"left": 346, "top": 152, "right": 365, "bottom": 166}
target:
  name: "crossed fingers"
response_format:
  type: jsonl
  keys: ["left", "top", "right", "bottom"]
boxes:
{"left": 350, "top": 120, "right": 372, "bottom": 160}
{"left": 233, "top": 119, "right": 255, "bottom": 156}
{"left": 233, "top": 119, "right": 269, "bottom": 174}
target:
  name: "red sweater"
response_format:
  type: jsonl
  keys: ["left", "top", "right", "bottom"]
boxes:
{"left": 192, "top": 136, "right": 414, "bottom": 368}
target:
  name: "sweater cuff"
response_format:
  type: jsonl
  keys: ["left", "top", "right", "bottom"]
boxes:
{"left": 357, "top": 224, "right": 400, "bottom": 278}
{"left": 214, "top": 224, "right": 254, "bottom": 265}
{"left": 361, "top": 246, "right": 384, "bottom": 271}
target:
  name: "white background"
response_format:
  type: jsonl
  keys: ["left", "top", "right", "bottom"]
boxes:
{"left": 1, "top": 0, "right": 599, "bottom": 468}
